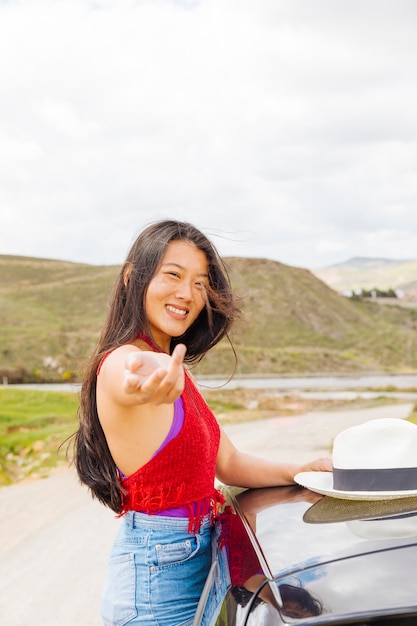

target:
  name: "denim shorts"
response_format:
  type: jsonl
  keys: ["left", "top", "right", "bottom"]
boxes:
{"left": 100, "top": 511, "right": 230, "bottom": 626}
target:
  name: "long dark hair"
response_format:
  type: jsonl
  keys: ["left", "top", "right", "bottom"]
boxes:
{"left": 71, "top": 220, "right": 240, "bottom": 512}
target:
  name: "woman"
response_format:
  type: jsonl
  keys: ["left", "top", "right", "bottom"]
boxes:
{"left": 73, "top": 219, "right": 331, "bottom": 626}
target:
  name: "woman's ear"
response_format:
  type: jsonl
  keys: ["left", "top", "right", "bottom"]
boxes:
{"left": 123, "top": 262, "right": 134, "bottom": 287}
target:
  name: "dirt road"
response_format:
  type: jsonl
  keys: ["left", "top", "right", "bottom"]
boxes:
{"left": 0, "top": 402, "right": 413, "bottom": 625}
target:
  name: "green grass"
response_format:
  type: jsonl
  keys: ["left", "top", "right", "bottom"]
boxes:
{"left": 0, "top": 388, "right": 79, "bottom": 486}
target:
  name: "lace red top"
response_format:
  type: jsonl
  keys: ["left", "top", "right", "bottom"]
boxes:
{"left": 119, "top": 367, "right": 225, "bottom": 532}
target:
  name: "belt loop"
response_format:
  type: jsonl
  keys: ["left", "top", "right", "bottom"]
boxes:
{"left": 126, "top": 510, "right": 134, "bottom": 529}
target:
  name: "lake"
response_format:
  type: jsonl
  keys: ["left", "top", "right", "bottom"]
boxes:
{"left": 6, "top": 372, "right": 417, "bottom": 396}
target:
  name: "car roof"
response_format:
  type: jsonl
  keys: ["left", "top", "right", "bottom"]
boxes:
{"left": 224, "top": 485, "right": 417, "bottom": 624}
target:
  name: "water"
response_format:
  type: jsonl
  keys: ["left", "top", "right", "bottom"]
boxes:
{"left": 195, "top": 373, "right": 417, "bottom": 391}
{"left": 6, "top": 373, "right": 417, "bottom": 396}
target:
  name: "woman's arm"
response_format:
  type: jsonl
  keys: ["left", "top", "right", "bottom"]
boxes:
{"left": 215, "top": 428, "right": 332, "bottom": 488}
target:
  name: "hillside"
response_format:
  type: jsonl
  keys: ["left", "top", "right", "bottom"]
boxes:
{"left": 0, "top": 255, "right": 118, "bottom": 383}
{"left": 312, "top": 257, "right": 417, "bottom": 298}
{"left": 1, "top": 254, "right": 417, "bottom": 381}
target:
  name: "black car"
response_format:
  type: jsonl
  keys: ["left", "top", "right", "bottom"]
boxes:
{"left": 195, "top": 484, "right": 417, "bottom": 626}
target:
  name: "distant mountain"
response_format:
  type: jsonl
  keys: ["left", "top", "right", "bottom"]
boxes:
{"left": 1, "top": 254, "right": 417, "bottom": 381}
{"left": 312, "top": 257, "right": 417, "bottom": 298}
{"left": 327, "top": 257, "right": 410, "bottom": 269}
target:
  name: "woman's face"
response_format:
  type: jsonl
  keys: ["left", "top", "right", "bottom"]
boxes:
{"left": 145, "top": 240, "right": 209, "bottom": 352}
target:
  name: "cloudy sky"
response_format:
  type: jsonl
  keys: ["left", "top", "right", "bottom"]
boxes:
{"left": 1, "top": 0, "right": 417, "bottom": 270}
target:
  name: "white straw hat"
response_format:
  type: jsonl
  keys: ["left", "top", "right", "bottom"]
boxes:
{"left": 295, "top": 418, "right": 417, "bottom": 500}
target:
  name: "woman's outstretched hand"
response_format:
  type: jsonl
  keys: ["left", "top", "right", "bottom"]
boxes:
{"left": 122, "top": 343, "right": 187, "bottom": 404}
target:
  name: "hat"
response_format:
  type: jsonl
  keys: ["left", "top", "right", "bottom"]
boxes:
{"left": 295, "top": 418, "right": 417, "bottom": 500}
{"left": 303, "top": 494, "right": 417, "bottom": 524}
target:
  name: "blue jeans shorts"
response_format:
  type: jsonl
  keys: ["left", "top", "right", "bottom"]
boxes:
{"left": 100, "top": 511, "right": 230, "bottom": 626}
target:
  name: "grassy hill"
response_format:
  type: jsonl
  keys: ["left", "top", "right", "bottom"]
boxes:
{"left": 312, "top": 257, "right": 417, "bottom": 297}
{"left": 1, "top": 253, "right": 417, "bottom": 382}
{"left": 0, "top": 255, "right": 118, "bottom": 383}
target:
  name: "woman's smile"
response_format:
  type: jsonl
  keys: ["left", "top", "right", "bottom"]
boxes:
{"left": 166, "top": 304, "right": 189, "bottom": 317}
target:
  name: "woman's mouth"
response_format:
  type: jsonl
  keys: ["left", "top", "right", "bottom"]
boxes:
{"left": 166, "top": 304, "right": 188, "bottom": 317}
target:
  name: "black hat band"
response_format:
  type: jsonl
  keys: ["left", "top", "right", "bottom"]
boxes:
{"left": 333, "top": 467, "right": 417, "bottom": 492}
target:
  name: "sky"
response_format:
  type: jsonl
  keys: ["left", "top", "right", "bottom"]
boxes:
{"left": 1, "top": 0, "right": 417, "bottom": 270}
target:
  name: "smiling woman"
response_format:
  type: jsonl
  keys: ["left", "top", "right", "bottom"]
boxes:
{"left": 69, "top": 219, "right": 331, "bottom": 626}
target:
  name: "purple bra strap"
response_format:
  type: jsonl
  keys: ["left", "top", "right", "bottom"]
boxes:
{"left": 151, "top": 396, "right": 184, "bottom": 458}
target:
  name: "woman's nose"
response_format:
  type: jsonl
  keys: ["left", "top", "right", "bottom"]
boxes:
{"left": 175, "top": 281, "right": 193, "bottom": 300}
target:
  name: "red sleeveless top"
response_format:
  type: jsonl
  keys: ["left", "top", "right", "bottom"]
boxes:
{"left": 119, "top": 370, "right": 225, "bottom": 531}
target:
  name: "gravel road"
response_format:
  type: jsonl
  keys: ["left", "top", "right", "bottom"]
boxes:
{"left": 0, "top": 402, "right": 413, "bottom": 626}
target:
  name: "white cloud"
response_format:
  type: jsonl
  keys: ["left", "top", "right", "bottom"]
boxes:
{"left": 0, "top": 0, "right": 417, "bottom": 268}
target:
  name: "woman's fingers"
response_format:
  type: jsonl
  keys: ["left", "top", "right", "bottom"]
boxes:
{"left": 141, "top": 345, "right": 186, "bottom": 403}
{"left": 125, "top": 351, "right": 160, "bottom": 377}
{"left": 157, "top": 344, "right": 186, "bottom": 395}
{"left": 122, "top": 344, "right": 187, "bottom": 403}
{"left": 171, "top": 343, "right": 187, "bottom": 364}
